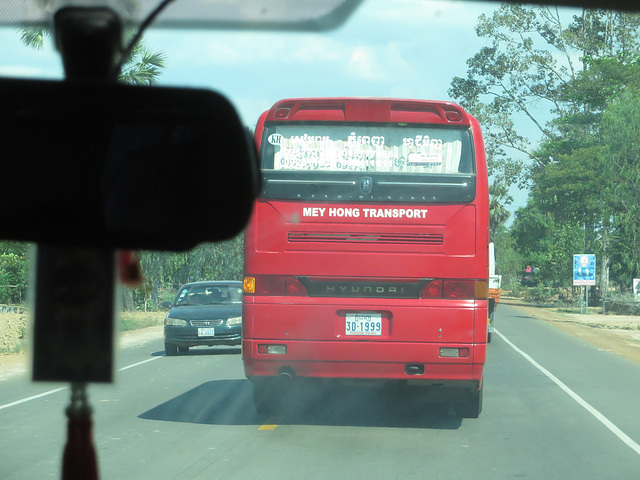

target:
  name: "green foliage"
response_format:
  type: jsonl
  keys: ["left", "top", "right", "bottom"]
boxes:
{"left": 492, "top": 225, "right": 523, "bottom": 290}
{"left": 136, "top": 234, "right": 245, "bottom": 309}
{"left": 19, "top": 28, "right": 46, "bottom": 49}
{"left": 118, "top": 39, "right": 167, "bottom": 85}
{"left": 18, "top": 28, "right": 166, "bottom": 85}
{"left": 510, "top": 205, "right": 584, "bottom": 287}
{"left": 601, "top": 92, "right": 640, "bottom": 285}
{"left": 529, "top": 146, "right": 605, "bottom": 224}
{"left": 456, "top": 5, "right": 640, "bottom": 292}
{"left": 0, "top": 242, "right": 29, "bottom": 304}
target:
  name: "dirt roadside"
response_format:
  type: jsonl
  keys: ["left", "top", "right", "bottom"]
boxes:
{"left": 500, "top": 297, "right": 640, "bottom": 364}
{"left": 0, "top": 312, "right": 164, "bottom": 381}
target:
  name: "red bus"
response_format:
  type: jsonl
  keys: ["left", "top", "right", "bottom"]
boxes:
{"left": 242, "top": 98, "right": 489, "bottom": 418}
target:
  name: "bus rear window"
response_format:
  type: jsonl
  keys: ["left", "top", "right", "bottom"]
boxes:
{"left": 261, "top": 124, "right": 474, "bottom": 174}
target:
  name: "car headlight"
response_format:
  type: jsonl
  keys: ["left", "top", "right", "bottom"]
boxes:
{"left": 165, "top": 317, "right": 188, "bottom": 326}
{"left": 226, "top": 316, "right": 242, "bottom": 326}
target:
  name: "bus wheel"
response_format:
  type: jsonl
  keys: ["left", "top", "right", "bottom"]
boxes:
{"left": 178, "top": 346, "right": 190, "bottom": 354}
{"left": 252, "top": 380, "right": 281, "bottom": 415}
{"left": 165, "top": 343, "right": 178, "bottom": 356}
{"left": 455, "top": 384, "right": 483, "bottom": 419}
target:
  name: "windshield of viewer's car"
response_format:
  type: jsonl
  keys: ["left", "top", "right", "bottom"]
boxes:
{"left": 3, "top": 2, "right": 640, "bottom": 480}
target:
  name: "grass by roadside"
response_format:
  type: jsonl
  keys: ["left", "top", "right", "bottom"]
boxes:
{"left": 119, "top": 310, "right": 167, "bottom": 332}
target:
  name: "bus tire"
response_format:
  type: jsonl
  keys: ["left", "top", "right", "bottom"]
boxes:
{"left": 455, "top": 384, "right": 483, "bottom": 419}
{"left": 178, "top": 346, "right": 190, "bottom": 354}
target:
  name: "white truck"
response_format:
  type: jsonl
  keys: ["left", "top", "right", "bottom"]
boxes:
{"left": 488, "top": 242, "right": 501, "bottom": 343}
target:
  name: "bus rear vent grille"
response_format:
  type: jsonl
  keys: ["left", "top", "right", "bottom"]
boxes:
{"left": 288, "top": 232, "right": 443, "bottom": 245}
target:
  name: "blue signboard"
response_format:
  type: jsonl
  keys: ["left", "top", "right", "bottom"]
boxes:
{"left": 573, "top": 254, "right": 596, "bottom": 286}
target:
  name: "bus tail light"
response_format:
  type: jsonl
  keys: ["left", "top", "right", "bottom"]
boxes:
{"left": 243, "top": 276, "right": 256, "bottom": 294}
{"left": 440, "top": 347, "right": 469, "bottom": 358}
{"left": 420, "top": 280, "right": 443, "bottom": 299}
{"left": 258, "top": 344, "right": 287, "bottom": 354}
{"left": 443, "top": 280, "right": 476, "bottom": 299}
{"left": 445, "top": 110, "right": 463, "bottom": 122}
{"left": 245, "top": 275, "right": 307, "bottom": 296}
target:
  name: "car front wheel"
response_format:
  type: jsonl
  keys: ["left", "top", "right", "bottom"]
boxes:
{"left": 165, "top": 342, "right": 178, "bottom": 356}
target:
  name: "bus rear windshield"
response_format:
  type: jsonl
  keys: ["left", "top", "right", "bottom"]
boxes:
{"left": 260, "top": 123, "right": 476, "bottom": 203}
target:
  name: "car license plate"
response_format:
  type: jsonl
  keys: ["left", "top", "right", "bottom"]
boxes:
{"left": 345, "top": 313, "right": 382, "bottom": 335}
{"left": 198, "top": 327, "right": 215, "bottom": 337}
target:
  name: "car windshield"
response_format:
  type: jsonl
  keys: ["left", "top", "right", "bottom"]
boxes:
{"left": 175, "top": 284, "right": 243, "bottom": 305}
{"left": 2, "top": 1, "right": 640, "bottom": 480}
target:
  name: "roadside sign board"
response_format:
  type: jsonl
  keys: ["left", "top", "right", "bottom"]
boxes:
{"left": 573, "top": 254, "right": 596, "bottom": 286}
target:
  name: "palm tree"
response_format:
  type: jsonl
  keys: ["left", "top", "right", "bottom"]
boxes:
{"left": 19, "top": 28, "right": 166, "bottom": 85}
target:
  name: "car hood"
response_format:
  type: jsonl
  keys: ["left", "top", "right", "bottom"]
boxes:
{"left": 167, "top": 304, "right": 241, "bottom": 320}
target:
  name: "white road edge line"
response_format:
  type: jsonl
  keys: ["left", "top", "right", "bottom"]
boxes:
{"left": 495, "top": 328, "right": 640, "bottom": 457}
{"left": 118, "top": 356, "right": 162, "bottom": 372}
{"left": 0, "top": 356, "right": 162, "bottom": 411}
{"left": 0, "top": 387, "right": 66, "bottom": 411}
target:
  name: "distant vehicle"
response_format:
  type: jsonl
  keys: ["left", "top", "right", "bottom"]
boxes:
{"left": 164, "top": 281, "right": 243, "bottom": 355}
{"left": 488, "top": 242, "right": 501, "bottom": 343}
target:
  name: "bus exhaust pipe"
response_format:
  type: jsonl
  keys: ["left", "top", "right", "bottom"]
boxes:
{"left": 277, "top": 367, "right": 295, "bottom": 379}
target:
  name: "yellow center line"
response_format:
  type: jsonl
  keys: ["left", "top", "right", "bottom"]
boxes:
{"left": 258, "top": 424, "right": 278, "bottom": 431}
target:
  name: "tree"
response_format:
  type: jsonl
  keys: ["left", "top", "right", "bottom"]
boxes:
{"left": 601, "top": 92, "right": 640, "bottom": 286}
{"left": 137, "top": 234, "right": 245, "bottom": 310}
{"left": 19, "top": 28, "right": 166, "bottom": 85}
{"left": 510, "top": 204, "right": 584, "bottom": 287}
{"left": 452, "top": 4, "right": 640, "bottom": 296}
{"left": 0, "top": 242, "right": 29, "bottom": 304}
{"left": 118, "top": 35, "right": 167, "bottom": 85}
{"left": 449, "top": 5, "right": 640, "bottom": 235}
{"left": 492, "top": 224, "right": 523, "bottom": 289}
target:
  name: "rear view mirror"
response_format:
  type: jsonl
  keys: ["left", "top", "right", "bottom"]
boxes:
{"left": 0, "top": 78, "right": 259, "bottom": 250}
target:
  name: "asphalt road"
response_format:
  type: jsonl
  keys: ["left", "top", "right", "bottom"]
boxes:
{"left": 2, "top": 303, "right": 640, "bottom": 479}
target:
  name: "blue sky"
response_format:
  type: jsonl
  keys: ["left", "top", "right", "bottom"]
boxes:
{"left": 0, "top": 0, "right": 583, "bottom": 219}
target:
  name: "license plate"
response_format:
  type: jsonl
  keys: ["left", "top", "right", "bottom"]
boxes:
{"left": 198, "top": 327, "right": 215, "bottom": 337}
{"left": 345, "top": 313, "right": 382, "bottom": 336}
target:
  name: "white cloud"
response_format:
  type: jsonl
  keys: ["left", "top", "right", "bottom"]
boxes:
{"left": 0, "top": 65, "right": 50, "bottom": 77}
{"left": 290, "top": 35, "right": 346, "bottom": 64}
{"left": 346, "top": 46, "right": 382, "bottom": 80}
{"left": 345, "top": 42, "right": 414, "bottom": 83}
{"left": 151, "top": 31, "right": 351, "bottom": 68}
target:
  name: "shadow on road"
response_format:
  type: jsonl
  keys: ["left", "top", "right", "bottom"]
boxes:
{"left": 151, "top": 347, "right": 241, "bottom": 357}
{"left": 139, "top": 379, "right": 462, "bottom": 430}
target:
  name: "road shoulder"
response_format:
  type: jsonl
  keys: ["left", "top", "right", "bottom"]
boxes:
{"left": 501, "top": 297, "right": 640, "bottom": 364}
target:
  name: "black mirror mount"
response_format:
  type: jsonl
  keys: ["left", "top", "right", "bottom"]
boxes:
{"left": 28, "top": 6, "right": 258, "bottom": 390}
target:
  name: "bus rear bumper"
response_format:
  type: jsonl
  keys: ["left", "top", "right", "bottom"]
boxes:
{"left": 243, "top": 339, "right": 484, "bottom": 385}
